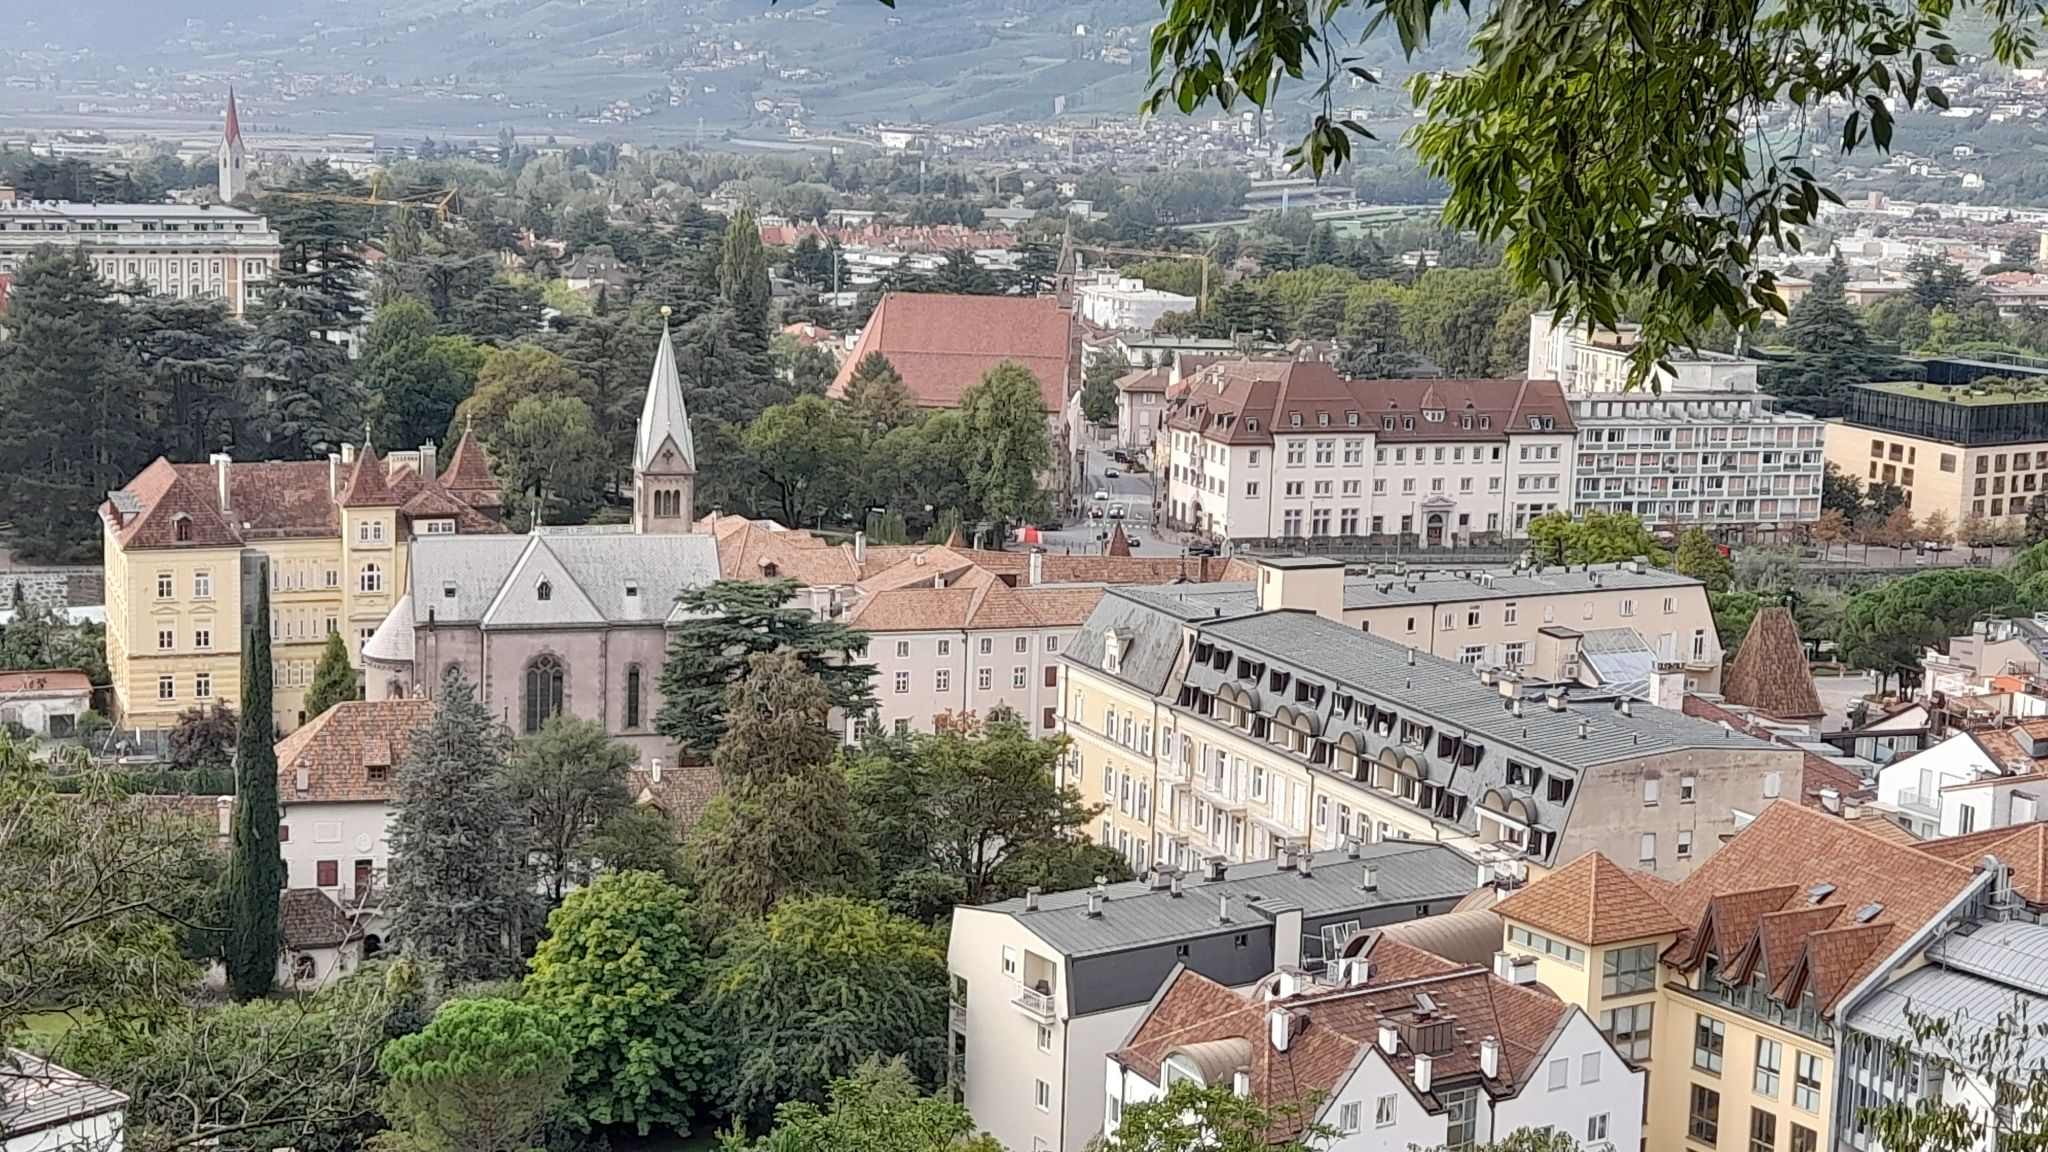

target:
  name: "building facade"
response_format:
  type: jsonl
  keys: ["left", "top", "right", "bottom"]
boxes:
{"left": 948, "top": 842, "right": 1478, "bottom": 1152}
{"left": 0, "top": 193, "right": 279, "bottom": 315}
{"left": 100, "top": 437, "right": 504, "bottom": 737}
{"left": 1074, "top": 271, "right": 1197, "bottom": 333}
{"left": 1059, "top": 560, "right": 1797, "bottom": 881}
{"left": 1163, "top": 361, "right": 1574, "bottom": 545}
{"left": 1823, "top": 381, "right": 2048, "bottom": 525}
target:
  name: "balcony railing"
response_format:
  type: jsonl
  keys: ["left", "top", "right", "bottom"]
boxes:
{"left": 1012, "top": 982, "right": 1056, "bottom": 1022}
{"left": 1897, "top": 789, "right": 1940, "bottom": 817}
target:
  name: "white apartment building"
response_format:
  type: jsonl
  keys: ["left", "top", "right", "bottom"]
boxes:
{"left": 1163, "top": 361, "right": 1575, "bottom": 544}
{"left": 1108, "top": 953, "right": 1643, "bottom": 1152}
{"left": 948, "top": 843, "right": 1478, "bottom": 1152}
{"left": 1075, "top": 270, "right": 1197, "bottom": 333}
{"left": 0, "top": 195, "right": 281, "bottom": 315}
{"left": 1871, "top": 721, "right": 2048, "bottom": 839}
{"left": 1529, "top": 313, "right": 1827, "bottom": 532}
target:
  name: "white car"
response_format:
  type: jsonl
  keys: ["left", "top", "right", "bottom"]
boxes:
{"left": 1093, "top": 489, "right": 1110, "bottom": 502}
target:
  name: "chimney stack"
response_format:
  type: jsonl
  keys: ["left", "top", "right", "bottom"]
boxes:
{"left": 1345, "top": 837, "right": 1360, "bottom": 860}
{"left": 1025, "top": 886, "right": 1042, "bottom": 911}
{"left": 1268, "top": 1009, "right": 1293, "bottom": 1052}
{"left": 1169, "top": 872, "right": 1184, "bottom": 897}
{"left": 1029, "top": 547, "right": 1046, "bottom": 587}
{"left": 1413, "top": 1053, "right": 1434, "bottom": 1094}
{"left": 1359, "top": 864, "right": 1378, "bottom": 892}
{"left": 1215, "top": 894, "right": 1232, "bottom": 923}
{"left": 1493, "top": 951, "right": 1538, "bottom": 985}
{"left": 1205, "top": 857, "right": 1227, "bottom": 882}
{"left": 1295, "top": 852, "right": 1313, "bottom": 878}
{"left": 854, "top": 530, "right": 867, "bottom": 567}
{"left": 650, "top": 757, "right": 663, "bottom": 784}
{"left": 1346, "top": 957, "right": 1371, "bottom": 987}
{"left": 342, "top": 442, "right": 355, "bottom": 464}
{"left": 1232, "top": 1069, "right": 1251, "bottom": 1097}
{"left": 1378, "top": 1021, "right": 1399, "bottom": 1055}
{"left": 1086, "top": 890, "right": 1103, "bottom": 917}
{"left": 329, "top": 452, "right": 341, "bottom": 498}
{"left": 210, "top": 452, "right": 232, "bottom": 512}
{"left": 418, "top": 440, "right": 436, "bottom": 480}
{"left": 294, "top": 758, "right": 310, "bottom": 793}
{"left": 1480, "top": 1036, "right": 1500, "bottom": 1080}
{"left": 1819, "top": 786, "right": 1842, "bottom": 814}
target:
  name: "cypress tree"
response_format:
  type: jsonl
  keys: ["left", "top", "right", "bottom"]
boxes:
{"left": 302, "top": 629, "right": 360, "bottom": 722}
{"left": 226, "top": 574, "right": 282, "bottom": 1000}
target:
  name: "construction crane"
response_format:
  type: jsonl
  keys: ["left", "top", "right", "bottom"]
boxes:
{"left": 277, "top": 172, "right": 459, "bottom": 221}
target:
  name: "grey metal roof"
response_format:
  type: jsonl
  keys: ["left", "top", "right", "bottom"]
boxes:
{"left": 1066, "top": 584, "right": 1257, "bottom": 697}
{"left": 413, "top": 532, "right": 719, "bottom": 629}
{"left": 1, "top": 1051, "right": 128, "bottom": 1137}
{"left": 983, "top": 841, "right": 1476, "bottom": 957}
{"left": 1340, "top": 562, "right": 1701, "bottom": 611}
{"left": 1850, "top": 964, "right": 2048, "bottom": 1065}
{"left": 1929, "top": 920, "right": 2048, "bottom": 997}
{"left": 362, "top": 595, "right": 414, "bottom": 664}
{"left": 1365, "top": 908, "right": 1506, "bottom": 968}
{"left": 1196, "top": 611, "right": 1772, "bottom": 767}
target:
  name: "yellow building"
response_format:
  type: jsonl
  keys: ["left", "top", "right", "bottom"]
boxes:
{"left": 1491, "top": 802, "right": 1985, "bottom": 1152}
{"left": 100, "top": 435, "right": 502, "bottom": 736}
{"left": 1824, "top": 380, "right": 2048, "bottom": 526}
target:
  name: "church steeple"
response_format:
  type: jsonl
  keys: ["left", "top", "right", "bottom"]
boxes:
{"left": 218, "top": 89, "right": 247, "bottom": 203}
{"left": 632, "top": 308, "right": 696, "bottom": 534}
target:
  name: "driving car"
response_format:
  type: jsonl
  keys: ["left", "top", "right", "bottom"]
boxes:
{"left": 1089, "top": 506, "right": 1104, "bottom": 519}
{"left": 1093, "top": 489, "right": 1110, "bottom": 501}
{"left": 1108, "top": 504, "right": 1127, "bottom": 519}
{"left": 1105, "top": 467, "right": 1122, "bottom": 478}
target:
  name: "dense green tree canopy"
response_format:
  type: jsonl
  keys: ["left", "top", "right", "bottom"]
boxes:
{"left": 379, "top": 997, "right": 572, "bottom": 1152}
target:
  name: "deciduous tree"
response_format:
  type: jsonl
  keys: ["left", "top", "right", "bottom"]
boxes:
{"left": 1526, "top": 511, "right": 1667, "bottom": 566}
{"left": 506, "top": 715, "right": 633, "bottom": 902}
{"left": 1673, "top": 528, "right": 1735, "bottom": 593}
{"left": 960, "top": 361, "right": 1051, "bottom": 537}
{"left": 724, "top": 1057, "right": 1000, "bottom": 1152}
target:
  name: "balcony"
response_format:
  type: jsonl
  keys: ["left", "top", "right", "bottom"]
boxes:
{"left": 1012, "top": 981, "right": 1057, "bottom": 1022}
{"left": 950, "top": 997, "right": 967, "bottom": 1032}
{"left": 1897, "top": 789, "right": 1941, "bottom": 818}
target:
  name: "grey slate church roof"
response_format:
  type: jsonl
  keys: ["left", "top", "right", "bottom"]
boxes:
{"left": 409, "top": 530, "right": 720, "bottom": 629}
{"left": 636, "top": 321, "right": 696, "bottom": 471}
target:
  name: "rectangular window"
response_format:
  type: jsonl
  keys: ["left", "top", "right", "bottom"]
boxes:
{"left": 1037, "top": 1024, "right": 1053, "bottom": 1052}
{"left": 193, "top": 627, "right": 211, "bottom": 650}
{"left": 1442, "top": 1087, "right": 1478, "bottom": 1151}
{"left": 158, "top": 628, "right": 175, "bottom": 651}
{"left": 1582, "top": 1052, "right": 1601, "bottom": 1084}
{"left": 1035, "top": 1080, "right": 1050, "bottom": 1111}
{"left": 937, "top": 640, "right": 950, "bottom": 656}
{"left": 978, "top": 668, "right": 993, "bottom": 691}
{"left": 979, "top": 637, "right": 993, "bottom": 655}
{"left": 1645, "top": 778, "right": 1661, "bottom": 805}
{"left": 1678, "top": 830, "right": 1695, "bottom": 858}
{"left": 1640, "top": 833, "right": 1657, "bottom": 863}
{"left": 156, "top": 572, "right": 173, "bottom": 599}
{"left": 194, "top": 672, "right": 212, "bottom": 699}
{"left": 1793, "top": 1052, "right": 1821, "bottom": 1111}
{"left": 1375, "top": 1094, "right": 1397, "bottom": 1127}
{"left": 1695, "top": 1014, "right": 1726, "bottom": 1074}
{"left": 1013, "top": 666, "right": 1027, "bottom": 689}
{"left": 1790, "top": 1125, "right": 1816, "bottom": 1152}
{"left": 1754, "top": 1039, "right": 1781, "bottom": 1098}
{"left": 1548, "top": 1058, "right": 1569, "bottom": 1090}
{"left": 1603, "top": 944, "right": 1657, "bottom": 996}
{"left": 193, "top": 570, "right": 213, "bottom": 599}
{"left": 1587, "top": 1114, "right": 1609, "bottom": 1143}
{"left": 894, "top": 671, "right": 909, "bottom": 694}
{"left": 158, "top": 675, "right": 175, "bottom": 701}
{"left": 317, "top": 859, "right": 339, "bottom": 887}
{"left": 936, "top": 670, "right": 951, "bottom": 692}
{"left": 1337, "top": 1101, "right": 1361, "bottom": 1134}
{"left": 1600, "top": 1003, "right": 1654, "bottom": 1061}
{"left": 1690, "top": 1084, "right": 1721, "bottom": 1146}
{"left": 1749, "top": 1107, "right": 1776, "bottom": 1152}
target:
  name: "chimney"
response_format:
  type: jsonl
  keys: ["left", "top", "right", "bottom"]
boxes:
{"left": 1577, "top": 718, "right": 1591, "bottom": 740}
{"left": 1498, "top": 675, "right": 1518, "bottom": 698}
{"left": 1215, "top": 894, "right": 1232, "bottom": 923}
{"left": 1268, "top": 1008, "right": 1294, "bottom": 1051}
{"left": 1511, "top": 697, "right": 1524, "bottom": 718}
{"left": 417, "top": 440, "right": 436, "bottom": 480}
{"left": 1205, "top": 857, "right": 1228, "bottom": 882}
{"left": 1819, "top": 786, "right": 1842, "bottom": 814}
{"left": 1359, "top": 864, "right": 1378, "bottom": 892}
{"left": 1413, "top": 1053, "right": 1434, "bottom": 1094}
{"left": 1169, "top": 872, "right": 1184, "bottom": 897}
{"left": 1406, "top": 647, "right": 1417, "bottom": 666}
{"left": 1378, "top": 1021, "right": 1399, "bottom": 1055}
{"left": 1025, "top": 885, "right": 1042, "bottom": 911}
{"left": 294, "top": 758, "right": 310, "bottom": 793}
{"left": 1480, "top": 1036, "right": 1500, "bottom": 1080}
{"left": 215, "top": 794, "right": 233, "bottom": 837}
{"left": 210, "top": 452, "right": 232, "bottom": 512}
{"left": 1295, "top": 852, "right": 1313, "bottom": 878}
{"left": 1029, "top": 547, "right": 1046, "bottom": 587}
{"left": 1493, "top": 951, "right": 1538, "bottom": 985}
{"left": 1619, "top": 699, "right": 1633, "bottom": 717}
{"left": 1231, "top": 1069, "right": 1251, "bottom": 1097}
{"left": 1345, "top": 837, "right": 1360, "bottom": 860}
{"left": 1547, "top": 690, "right": 1568, "bottom": 712}
{"left": 329, "top": 452, "right": 341, "bottom": 498}
{"left": 853, "top": 530, "right": 867, "bottom": 567}
{"left": 342, "top": 442, "right": 355, "bottom": 464}
{"left": 650, "top": 757, "right": 663, "bottom": 784}
{"left": 1347, "top": 957, "right": 1372, "bottom": 987}
{"left": 1085, "top": 890, "right": 1103, "bottom": 917}
{"left": 1277, "top": 845, "right": 1296, "bottom": 872}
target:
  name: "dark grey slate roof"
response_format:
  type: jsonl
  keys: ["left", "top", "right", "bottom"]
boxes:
{"left": 1341, "top": 562, "right": 1701, "bottom": 611}
{"left": 412, "top": 531, "right": 719, "bottom": 628}
{"left": 983, "top": 841, "right": 1475, "bottom": 957}
{"left": 1066, "top": 584, "right": 1258, "bottom": 697}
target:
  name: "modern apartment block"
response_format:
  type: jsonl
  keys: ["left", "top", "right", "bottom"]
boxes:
{"left": 947, "top": 841, "right": 1479, "bottom": 1152}
{"left": 1491, "top": 802, "right": 2033, "bottom": 1152}
{"left": 1528, "top": 313, "right": 1827, "bottom": 533}
{"left": 99, "top": 437, "right": 504, "bottom": 736}
{"left": 0, "top": 192, "right": 281, "bottom": 315}
{"left": 1823, "top": 380, "right": 2048, "bottom": 524}
{"left": 1107, "top": 941, "right": 1645, "bottom": 1152}
{"left": 1161, "top": 360, "right": 1575, "bottom": 545}
{"left": 1060, "top": 557, "right": 1799, "bottom": 881}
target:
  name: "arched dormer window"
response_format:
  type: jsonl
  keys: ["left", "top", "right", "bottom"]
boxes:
{"left": 524, "top": 656, "right": 564, "bottom": 733}
{"left": 173, "top": 514, "right": 192, "bottom": 542}
{"left": 536, "top": 578, "right": 553, "bottom": 602}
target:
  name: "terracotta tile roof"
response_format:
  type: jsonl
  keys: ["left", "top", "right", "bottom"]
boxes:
{"left": 439, "top": 427, "right": 503, "bottom": 509}
{"left": 337, "top": 443, "right": 395, "bottom": 507}
{"left": 1917, "top": 822, "right": 2048, "bottom": 905}
{"left": 105, "top": 450, "right": 503, "bottom": 551}
{"left": 1167, "top": 360, "right": 1574, "bottom": 447}
{"left": 1116, "top": 366, "right": 1170, "bottom": 394}
{"left": 1844, "top": 810, "right": 1923, "bottom": 846}
{"left": 1352, "top": 936, "right": 1468, "bottom": 981}
{"left": 0, "top": 670, "right": 91, "bottom": 694}
{"left": 1106, "top": 524, "right": 1133, "bottom": 557}
{"left": 845, "top": 579, "right": 1105, "bottom": 633}
{"left": 1494, "top": 852, "right": 1683, "bottom": 945}
{"left": 1114, "top": 960, "right": 1571, "bottom": 1128}
{"left": 281, "top": 888, "right": 358, "bottom": 950}
{"left": 628, "top": 762, "right": 720, "bottom": 832}
{"left": 826, "top": 293, "right": 1075, "bottom": 411}
{"left": 1656, "top": 802, "right": 1979, "bottom": 1015}
{"left": 274, "top": 699, "right": 435, "bottom": 804}
{"left": 712, "top": 521, "right": 862, "bottom": 586}
{"left": 1746, "top": 904, "right": 1843, "bottom": 993}
{"left": 1722, "top": 607, "right": 1823, "bottom": 721}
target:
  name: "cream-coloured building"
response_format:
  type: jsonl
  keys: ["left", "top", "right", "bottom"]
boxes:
{"left": 1824, "top": 381, "right": 2048, "bottom": 524}
{"left": 1488, "top": 801, "right": 2028, "bottom": 1152}
{"left": 0, "top": 193, "right": 281, "bottom": 315}
{"left": 100, "top": 436, "right": 503, "bottom": 737}
{"left": 1060, "top": 558, "right": 1797, "bottom": 881}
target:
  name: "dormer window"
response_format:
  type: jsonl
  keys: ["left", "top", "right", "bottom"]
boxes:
{"left": 442, "top": 581, "right": 457, "bottom": 599}
{"left": 1317, "top": 413, "right": 1329, "bottom": 427}
{"left": 1247, "top": 418, "right": 1260, "bottom": 431}
{"left": 1424, "top": 408, "right": 1444, "bottom": 422}
{"left": 1382, "top": 415, "right": 1395, "bottom": 430}
{"left": 625, "top": 582, "right": 639, "bottom": 598}
{"left": 1402, "top": 416, "right": 1415, "bottom": 430}
{"left": 173, "top": 514, "right": 192, "bottom": 542}
{"left": 1290, "top": 413, "right": 1302, "bottom": 428}
{"left": 536, "top": 579, "right": 553, "bottom": 602}
{"left": 1347, "top": 412, "right": 1359, "bottom": 426}
{"left": 1104, "top": 629, "right": 1124, "bottom": 675}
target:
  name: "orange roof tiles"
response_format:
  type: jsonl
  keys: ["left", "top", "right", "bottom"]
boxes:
{"left": 1494, "top": 852, "right": 1683, "bottom": 946}
{"left": 1722, "top": 608, "right": 1824, "bottom": 721}
{"left": 274, "top": 699, "right": 436, "bottom": 804}
{"left": 438, "top": 428, "right": 502, "bottom": 509}
{"left": 337, "top": 443, "right": 395, "bottom": 507}
{"left": 827, "top": 293, "right": 1075, "bottom": 412}
{"left": 1917, "top": 822, "right": 2048, "bottom": 904}
{"left": 0, "top": 670, "right": 91, "bottom": 695}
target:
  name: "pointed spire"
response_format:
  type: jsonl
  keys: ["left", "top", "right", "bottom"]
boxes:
{"left": 439, "top": 422, "right": 502, "bottom": 510}
{"left": 224, "top": 88, "right": 243, "bottom": 147}
{"left": 635, "top": 307, "right": 695, "bottom": 473}
{"left": 1106, "top": 523, "right": 1131, "bottom": 557}
{"left": 338, "top": 441, "right": 395, "bottom": 507}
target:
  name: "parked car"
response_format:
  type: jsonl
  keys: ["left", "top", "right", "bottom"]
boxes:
{"left": 1186, "top": 541, "right": 1219, "bottom": 557}
{"left": 1089, "top": 506, "right": 1105, "bottom": 519}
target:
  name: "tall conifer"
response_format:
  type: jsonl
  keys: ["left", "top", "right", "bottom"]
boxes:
{"left": 226, "top": 575, "right": 282, "bottom": 1000}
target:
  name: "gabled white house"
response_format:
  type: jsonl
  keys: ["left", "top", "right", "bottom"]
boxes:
{"left": 1873, "top": 723, "right": 2048, "bottom": 839}
{"left": 1106, "top": 941, "right": 1642, "bottom": 1152}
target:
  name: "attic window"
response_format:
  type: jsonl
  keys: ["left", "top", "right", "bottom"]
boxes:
{"left": 1382, "top": 416, "right": 1395, "bottom": 431}
{"left": 761, "top": 561, "right": 779, "bottom": 578}
{"left": 1806, "top": 883, "right": 1836, "bottom": 904}
{"left": 1104, "top": 630, "right": 1124, "bottom": 675}
{"left": 1290, "top": 413, "right": 1303, "bottom": 428}
{"left": 367, "top": 764, "right": 387, "bottom": 783}
{"left": 1479, "top": 415, "right": 1491, "bottom": 429}
{"left": 1854, "top": 902, "right": 1884, "bottom": 923}
{"left": 1247, "top": 418, "right": 1260, "bottom": 431}
{"left": 1347, "top": 412, "right": 1359, "bottom": 427}
{"left": 536, "top": 579, "right": 553, "bottom": 602}
{"left": 443, "top": 581, "right": 457, "bottom": 599}
{"left": 173, "top": 514, "right": 192, "bottom": 542}
{"left": 1317, "top": 413, "right": 1329, "bottom": 427}
{"left": 1402, "top": 416, "right": 1415, "bottom": 431}
{"left": 625, "top": 582, "right": 639, "bottom": 598}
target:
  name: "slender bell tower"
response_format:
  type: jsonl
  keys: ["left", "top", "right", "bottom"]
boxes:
{"left": 218, "top": 89, "right": 247, "bottom": 202}
{"left": 633, "top": 307, "right": 696, "bottom": 534}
